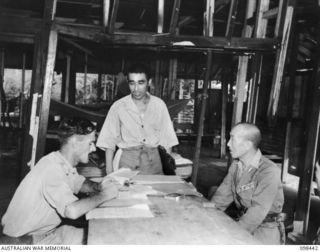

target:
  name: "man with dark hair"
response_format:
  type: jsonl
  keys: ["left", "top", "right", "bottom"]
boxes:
{"left": 97, "top": 63, "right": 178, "bottom": 175}
{"left": 1, "top": 118, "right": 118, "bottom": 244}
{"left": 211, "top": 123, "right": 284, "bottom": 244}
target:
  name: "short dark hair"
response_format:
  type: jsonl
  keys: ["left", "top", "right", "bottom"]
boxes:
{"left": 127, "top": 63, "right": 149, "bottom": 79}
{"left": 234, "top": 122, "right": 261, "bottom": 149}
{"left": 58, "top": 117, "right": 96, "bottom": 146}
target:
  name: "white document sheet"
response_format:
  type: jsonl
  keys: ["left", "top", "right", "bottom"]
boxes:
{"left": 86, "top": 204, "right": 154, "bottom": 219}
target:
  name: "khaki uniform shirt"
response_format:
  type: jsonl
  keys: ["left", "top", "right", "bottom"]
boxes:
{"left": 212, "top": 150, "right": 284, "bottom": 233}
{"left": 96, "top": 94, "right": 179, "bottom": 151}
{"left": 1, "top": 151, "right": 85, "bottom": 237}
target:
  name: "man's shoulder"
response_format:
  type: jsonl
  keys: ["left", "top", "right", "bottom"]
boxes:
{"left": 150, "top": 94, "right": 166, "bottom": 107}
{"left": 109, "top": 95, "right": 130, "bottom": 110}
{"left": 258, "top": 155, "right": 281, "bottom": 176}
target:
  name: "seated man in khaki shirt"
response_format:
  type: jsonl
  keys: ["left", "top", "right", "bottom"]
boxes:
{"left": 211, "top": 123, "right": 284, "bottom": 244}
{"left": 1, "top": 117, "right": 118, "bottom": 244}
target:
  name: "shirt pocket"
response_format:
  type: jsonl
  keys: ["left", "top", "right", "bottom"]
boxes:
{"left": 237, "top": 182, "right": 255, "bottom": 206}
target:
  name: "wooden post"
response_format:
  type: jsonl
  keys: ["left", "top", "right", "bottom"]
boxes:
{"left": 231, "top": 0, "right": 256, "bottom": 126}
{"left": 169, "top": 0, "right": 181, "bottom": 35}
{"left": 168, "top": 58, "right": 178, "bottom": 100}
{"left": 108, "top": 0, "right": 119, "bottom": 34}
{"left": 103, "top": 0, "right": 111, "bottom": 30}
{"left": 204, "top": 0, "right": 215, "bottom": 36}
{"left": 61, "top": 54, "right": 71, "bottom": 103}
{"left": 20, "top": 0, "right": 58, "bottom": 178}
{"left": 83, "top": 53, "right": 88, "bottom": 104}
{"left": 191, "top": 50, "right": 213, "bottom": 186}
{"left": 267, "top": 0, "right": 295, "bottom": 118}
{"left": 220, "top": 70, "right": 228, "bottom": 158}
{"left": 19, "top": 53, "right": 26, "bottom": 128}
{"left": 158, "top": 0, "right": 164, "bottom": 34}
{"left": 282, "top": 20, "right": 299, "bottom": 183}
{"left": 225, "top": 0, "right": 238, "bottom": 40}
{"left": 0, "top": 48, "right": 4, "bottom": 126}
{"left": 35, "top": 28, "right": 58, "bottom": 163}
{"left": 293, "top": 23, "right": 320, "bottom": 237}
{"left": 69, "top": 58, "right": 76, "bottom": 105}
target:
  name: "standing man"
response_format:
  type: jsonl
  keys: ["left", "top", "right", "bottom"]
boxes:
{"left": 97, "top": 64, "right": 179, "bottom": 175}
{"left": 1, "top": 118, "right": 118, "bottom": 244}
{"left": 211, "top": 123, "right": 284, "bottom": 244}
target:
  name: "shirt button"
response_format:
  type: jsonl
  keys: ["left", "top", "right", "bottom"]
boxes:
{"left": 141, "top": 125, "right": 144, "bottom": 128}
{"left": 143, "top": 139, "right": 146, "bottom": 142}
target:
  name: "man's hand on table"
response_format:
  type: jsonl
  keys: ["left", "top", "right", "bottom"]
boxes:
{"left": 99, "top": 179, "right": 119, "bottom": 202}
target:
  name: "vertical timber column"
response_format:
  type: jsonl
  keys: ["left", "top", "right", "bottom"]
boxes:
{"left": 21, "top": 0, "right": 58, "bottom": 178}
{"left": 191, "top": 0, "right": 215, "bottom": 186}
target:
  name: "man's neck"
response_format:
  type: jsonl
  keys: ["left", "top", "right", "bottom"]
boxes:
{"left": 132, "top": 93, "right": 149, "bottom": 106}
{"left": 239, "top": 148, "right": 258, "bottom": 168}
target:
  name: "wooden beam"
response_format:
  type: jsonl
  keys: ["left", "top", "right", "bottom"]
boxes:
{"left": 157, "top": 0, "right": 165, "bottom": 33}
{"left": 246, "top": 54, "right": 262, "bottom": 123}
{"left": 225, "top": 0, "right": 238, "bottom": 39}
{"left": 267, "top": 0, "right": 295, "bottom": 118}
{"left": 0, "top": 33, "right": 34, "bottom": 44}
{"left": 108, "top": 0, "right": 119, "bottom": 34}
{"left": 231, "top": 0, "right": 256, "bottom": 126}
{"left": 294, "top": 22, "right": 320, "bottom": 238}
{"left": 0, "top": 49, "right": 4, "bottom": 127}
{"left": 254, "top": 0, "right": 270, "bottom": 38}
{"left": 61, "top": 54, "right": 71, "bottom": 103}
{"left": 19, "top": 53, "right": 26, "bottom": 128}
{"left": 59, "top": 36, "right": 94, "bottom": 56}
{"left": 263, "top": 7, "right": 278, "bottom": 19}
{"left": 169, "top": 0, "right": 181, "bottom": 35}
{"left": 282, "top": 22, "right": 299, "bottom": 183}
{"left": 204, "top": 0, "right": 215, "bottom": 37}
{"left": 55, "top": 22, "right": 279, "bottom": 52}
{"left": 192, "top": 50, "right": 213, "bottom": 186}
{"left": 103, "top": 0, "right": 111, "bottom": 29}
{"left": 35, "top": 28, "right": 58, "bottom": 163}
{"left": 220, "top": 70, "right": 228, "bottom": 158}
{"left": 168, "top": 58, "right": 178, "bottom": 100}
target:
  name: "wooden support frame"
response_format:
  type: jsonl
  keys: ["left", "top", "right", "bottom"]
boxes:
{"left": 225, "top": 0, "right": 238, "bottom": 39}
{"left": 204, "top": 0, "right": 215, "bottom": 37}
{"left": 220, "top": 70, "right": 228, "bottom": 158}
{"left": 293, "top": 22, "right": 320, "bottom": 237}
{"left": 61, "top": 54, "right": 71, "bottom": 103}
{"left": 169, "top": 0, "right": 181, "bottom": 35}
{"left": 267, "top": 0, "right": 295, "bottom": 118}
{"left": 231, "top": 0, "right": 256, "bottom": 126}
{"left": 59, "top": 36, "right": 94, "bottom": 57}
{"left": 103, "top": 0, "right": 111, "bottom": 29}
{"left": 191, "top": 50, "right": 213, "bottom": 186}
{"left": 0, "top": 49, "right": 4, "bottom": 126}
{"left": 157, "top": 0, "right": 165, "bottom": 33}
{"left": 19, "top": 53, "right": 26, "bottom": 128}
{"left": 108, "top": 0, "right": 119, "bottom": 34}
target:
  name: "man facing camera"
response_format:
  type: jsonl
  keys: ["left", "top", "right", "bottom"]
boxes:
{"left": 211, "top": 123, "right": 284, "bottom": 244}
{"left": 97, "top": 64, "right": 179, "bottom": 175}
{"left": 1, "top": 118, "right": 118, "bottom": 244}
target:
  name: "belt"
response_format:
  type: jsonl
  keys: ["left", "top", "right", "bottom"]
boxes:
{"left": 263, "top": 212, "right": 287, "bottom": 223}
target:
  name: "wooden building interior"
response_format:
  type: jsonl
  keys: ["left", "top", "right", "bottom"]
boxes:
{"left": 0, "top": 0, "right": 320, "bottom": 244}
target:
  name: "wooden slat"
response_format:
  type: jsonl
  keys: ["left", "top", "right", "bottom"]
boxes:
{"left": 108, "top": 0, "right": 119, "bottom": 34}
{"left": 262, "top": 7, "right": 278, "bottom": 19}
{"left": 220, "top": 70, "right": 228, "bottom": 158}
{"left": 225, "top": 0, "right": 238, "bottom": 39}
{"left": 204, "top": 0, "right": 215, "bottom": 37}
{"left": 231, "top": 0, "right": 256, "bottom": 126}
{"left": 254, "top": 0, "right": 270, "bottom": 38}
{"left": 0, "top": 33, "right": 34, "bottom": 44}
{"left": 294, "top": 24, "right": 320, "bottom": 236}
{"left": 35, "top": 28, "right": 58, "bottom": 163}
{"left": 19, "top": 53, "right": 26, "bottom": 128}
{"left": 192, "top": 50, "right": 213, "bottom": 186}
{"left": 169, "top": 0, "right": 181, "bottom": 35}
{"left": 59, "top": 36, "right": 94, "bottom": 56}
{"left": 157, "top": 0, "right": 164, "bottom": 33}
{"left": 267, "top": 2, "right": 294, "bottom": 118}
{"left": 0, "top": 49, "right": 4, "bottom": 127}
{"left": 55, "top": 22, "right": 279, "bottom": 52}
{"left": 103, "top": 0, "right": 111, "bottom": 29}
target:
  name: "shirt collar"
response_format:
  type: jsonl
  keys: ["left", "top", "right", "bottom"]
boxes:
{"left": 124, "top": 93, "right": 152, "bottom": 113}
{"left": 55, "top": 151, "right": 77, "bottom": 176}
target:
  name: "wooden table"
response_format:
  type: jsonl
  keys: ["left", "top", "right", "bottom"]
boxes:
{"left": 87, "top": 176, "right": 260, "bottom": 245}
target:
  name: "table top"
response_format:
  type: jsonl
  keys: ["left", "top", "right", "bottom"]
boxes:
{"left": 87, "top": 176, "right": 260, "bottom": 245}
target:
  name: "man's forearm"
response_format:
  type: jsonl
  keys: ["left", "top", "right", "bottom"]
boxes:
{"left": 106, "top": 149, "right": 115, "bottom": 174}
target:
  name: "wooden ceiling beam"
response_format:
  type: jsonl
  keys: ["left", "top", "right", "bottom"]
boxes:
{"left": 54, "top": 22, "right": 278, "bottom": 52}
